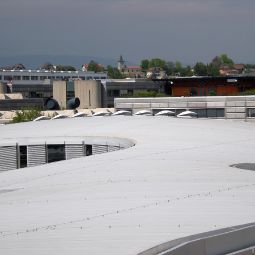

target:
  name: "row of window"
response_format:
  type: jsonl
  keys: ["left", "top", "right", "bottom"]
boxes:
{"left": 1, "top": 76, "right": 106, "bottom": 81}
{"left": 107, "top": 89, "right": 134, "bottom": 97}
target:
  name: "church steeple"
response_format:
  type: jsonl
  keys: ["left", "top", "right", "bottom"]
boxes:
{"left": 117, "top": 55, "right": 125, "bottom": 71}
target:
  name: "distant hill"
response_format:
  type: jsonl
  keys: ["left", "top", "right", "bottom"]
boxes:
{"left": 0, "top": 55, "right": 117, "bottom": 70}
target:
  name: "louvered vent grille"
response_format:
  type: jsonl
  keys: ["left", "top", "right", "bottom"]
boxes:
{"left": 0, "top": 146, "right": 17, "bottom": 171}
{"left": 27, "top": 145, "right": 46, "bottom": 167}
{"left": 107, "top": 145, "right": 121, "bottom": 152}
{"left": 66, "top": 144, "right": 84, "bottom": 160}
{"left": 92, "top": 145, "right": 108, "bottom": 155}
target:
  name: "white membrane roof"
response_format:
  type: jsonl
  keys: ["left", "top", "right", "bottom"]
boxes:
{"left": 0, "top": 117, "right": 255, "bottom": 255}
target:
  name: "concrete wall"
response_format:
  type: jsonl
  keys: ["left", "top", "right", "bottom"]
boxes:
{"left": 53, "top": 81, "right": 66, "bottom": 109}
{"left": 53, "top": 80, "right": 102, "bottom": 109}
{"left": 75, "top": 80, "right": 101, "bottom": 109}
{"left": 0, "top": 82, "right": 7, "bottom": 94}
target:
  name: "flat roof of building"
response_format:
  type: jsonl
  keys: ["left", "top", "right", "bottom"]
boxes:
{"left": 0, "top": 117, "right": 255, "bottom": 254}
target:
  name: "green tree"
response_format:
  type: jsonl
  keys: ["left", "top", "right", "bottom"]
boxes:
{"left": 140, "top": 59, "right": 150, "bottom": 71}
{"left": 181, "top": 65, "right": 193, "bottom": 76}
{"left": 174, "top": 61, "right": 183, "bottom": 76}
{"left": 237, "top": 89, "right": 255, "bottom": 96}
{"left": 211, "top": 56, "right": 222, "bottom": 67}
{"left": 220, "top": 54, "right": 234, "bottom": 66}
{"left": 107, "top": 65, "right": 124, "bottom": 79}
{"left": 87, "top": 60, "right": 105, "bottom": 72}
{"left": 164, "top": 61, "right": 175, "bottom": 76}
{"left": 207, "top": 63, "right": 220, "bottom": 76}
{"left": 40, "top": 62, "right": 54, "bottom": 71}
{"left": 194, "top": 62, "right": 207, "bottom": 76}
{"left": 149, "top": 58, "right": 166, "bottom": 68}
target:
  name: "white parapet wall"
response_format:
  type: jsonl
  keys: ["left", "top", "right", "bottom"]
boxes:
{"left": 138, "top": 223, "right": 255, "bottom": 255}
{"left": 115, "top": 96, "right": 255, "bottom": 119}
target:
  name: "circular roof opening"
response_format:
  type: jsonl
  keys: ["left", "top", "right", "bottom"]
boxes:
{"left": 230, "top": 163, "right": 255, "bottom": 171}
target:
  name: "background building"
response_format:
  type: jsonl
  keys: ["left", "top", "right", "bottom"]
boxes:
{"left": 53, "top": 80, "right": 102, "bottom": 109}
{"left": 0, "top": 69, "right": 107, "bottom": 110}
{"left": 0, "top": 69, "right": 107, "bottom": 100}
{"left": 159, "top": 76, "right": 255, "bottom": 96}
{"left": 101, "top": 79, "right": 161, "bottom": 107}
{"left": 117, "top": 55, "right": 145, "bottom": 78}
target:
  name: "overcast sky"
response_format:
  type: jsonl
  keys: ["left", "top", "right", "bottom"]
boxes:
{"left": 0, "top": 0, "right": 254, "bottom": 64}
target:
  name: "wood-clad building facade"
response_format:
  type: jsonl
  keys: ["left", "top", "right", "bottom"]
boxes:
{"left": 160, "top": 76, "right": 255, "bottom": 97}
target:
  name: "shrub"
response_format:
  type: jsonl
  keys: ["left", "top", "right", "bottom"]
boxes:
{"left": 132, "top": 90, "right": 167, "bottom": 97}
{"left": 11, "top": 107, "right": 42, "bottom": 123}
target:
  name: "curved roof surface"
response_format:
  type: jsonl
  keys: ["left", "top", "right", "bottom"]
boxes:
{"left": 0, "top": 117, "right": 255, "bottom": 254}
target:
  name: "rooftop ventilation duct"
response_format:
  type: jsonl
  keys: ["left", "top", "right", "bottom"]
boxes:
{"left": 45, "top": 98, "right": 60, "bottom": 110}
{"left": 67, "top": 97, "right": 80, "bottom": 110}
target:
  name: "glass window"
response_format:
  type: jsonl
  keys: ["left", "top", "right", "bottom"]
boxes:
{"left": 66, "top": 81, "right": 75, "bottom": 100}
{"left": 113, "top": 90, "right": 120, "bottom": 97}
{"left": 107, "top": 90, "right": 120, "bottom": 97}
{"left": 247, "top": 108, "right": 255, "bottom": 117}
{"left": 4, "top": 76, "right": 12, "bottom": 81}
{"left": 13, "top": 76, "right": 21, "bottom": 80}
{"left": 127, "top": 90, "right": 133, "bottom": 96}
{"left": 40, "top": 76, "right": 45, "bottom": 80}
{"left": 216, "top": 108, "right": 224, "bottom": 117}
{"left": 193, "top": 109, "right": 207, "bottom": 118}
{"left": 207, "top": 108, "right": 217, "bottom": 117}
{"left": 107, "top": 90, "right": 112, "bottom": 97}
{"left": 31, "top": 76, "right": 38, "bottom": 80}
{"left": 29, "top": 91, "right": 37, "bottom": 98}
{"left": 47, "top": 145, "right": 65, "bottom": 163}
{"left": 22, "top": 76, "right": 30, "bottom": 80}
{"left": 19, "top": 146, "right": 27, "bottom": 168}
{"left": 85, "top": 145, "right": 92, "bottom": 156}
{"left": 120, "top": 90, "right": 128, "bottom": 96}
{"left": 206, "top": 108, "right": 225, "bottom": 118}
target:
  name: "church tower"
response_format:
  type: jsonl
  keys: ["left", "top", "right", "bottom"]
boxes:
{"left": 117, "top": 55, "right": 125, "bottom": 71}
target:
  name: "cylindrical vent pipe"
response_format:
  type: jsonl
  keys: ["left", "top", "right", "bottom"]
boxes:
{"left": 45, "top": 98, "right": 60, "bottom": 110}
{"left": 67, "top": 97, "right": 80, "bottom": 109}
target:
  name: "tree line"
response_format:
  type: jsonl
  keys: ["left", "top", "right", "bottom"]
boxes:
{"left": 140, "top": 54, "right": 240, "bottom": 76}
{"left": 4, "top": 54, "right": 255, "bottom": 79}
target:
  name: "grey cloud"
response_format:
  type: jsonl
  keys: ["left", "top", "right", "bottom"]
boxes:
{"left": 0, "top": 0, "right": 255, "bottom": 64}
